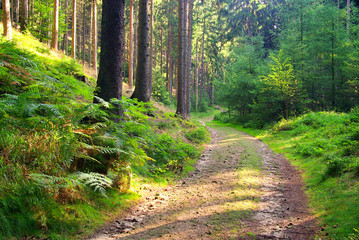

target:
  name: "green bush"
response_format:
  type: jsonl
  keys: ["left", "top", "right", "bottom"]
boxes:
{"left": 185, "top": 126, "right": 210, "bottom": 144}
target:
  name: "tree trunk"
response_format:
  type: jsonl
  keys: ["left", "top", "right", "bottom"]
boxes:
{"left": 71, "top": 0, "right": 77, "bottom": 58}
{"left": 160, "top": 27, "right": 163, "bottom": 76}
{"left": 148, "top": 0, "right": 153, "bottom": 92}
{"left": 20, "top": 0, "right": 27, "bottom": 32}
{"left": 95, "top": 0, "right": 125, "bottom": 115}
{"left": 88, "top": 3, "right": 92, "bottom": 66}
{"left": 50, "top": 0, "right": 59, "bottom": 50}
{"left": 92, "top": 0, "right": 97, "bottom": 73}
{"left": 176, "top": 0, "right": 185, "bottom": 117}
{"left": 2, "top": 0, "right": 12, "bottom": 39}
{"left": 14, "top": 0, "right": 19, "bottom": 24}
{"left": 133, "top": 7, "right": 138, "bottom": 82}
{"left": 182, "top": 0, "right": 188, "bottom": 118}
{"left": 131, "top": 0, "right": 151, "bottom": 102}
{"left": 198, "top": 16, "right": 206, "bottom": 108}
{"left": 128, "top": 0, "right": 134, "bottom": 88}
{"left": 82, "top": 1, "right": 86, "bottom": 66}
{"left": 195, "top": 38, "right": 199, "bottom": 111}
{"left": 63, "top": 0, "right": 69, "bottom": 54}
{"left": 186, "top": 0, "right": 194, "bottom": 117}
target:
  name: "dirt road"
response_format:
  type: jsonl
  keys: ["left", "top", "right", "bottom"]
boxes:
{"left": 89, "top": 123, "right": 318, "bottom": 240}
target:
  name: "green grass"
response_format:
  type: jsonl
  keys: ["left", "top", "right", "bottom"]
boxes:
{"left": 231, "top": 111, "right": 359, "bottom": 239}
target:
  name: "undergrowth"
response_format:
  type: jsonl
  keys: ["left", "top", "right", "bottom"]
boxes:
{"left": 231, "top": 110, "right": 359, "bottom": 239}
{"left": 0, "top": 32, "right": 208, "bottom": 239}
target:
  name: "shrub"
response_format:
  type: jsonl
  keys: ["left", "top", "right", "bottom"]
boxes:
{"left": 185, "top": 126, "right": 210, "bottom": 144}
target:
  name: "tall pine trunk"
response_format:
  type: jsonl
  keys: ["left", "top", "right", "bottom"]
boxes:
{"left": 131, "top": 0, "right": 151, "bottom": 102}
{"left": 20, "top": 0, "right": 28, "bottom": 32}
{"left": 71, "top": 0, "right": 77, "bottom": 59}
{"left": 50, "top": 0, "right": 59, "bottom": 50}
{"left": 92, "top": 0, "right": 97, "bottom": 73}
{"left": 3, "top": 0, "right": 12, "bottom": 39}
{"left": 128, "top": 0, "right": 134, "bottom": 88}
{"left": 186, "top": 0, "right": 194, "bottom": 117}
{"left": 82, "top": 1, "right": 86, "bottom": 66}
{"left": 95, "top": 0, "right": 125, "bottom": 115}
{"left": 176, "top": 0, "right": 185, "bottom": 117}
{"left": 88, "top": 3, "right": 92, "bottom": 66}
{"left": 198, "top": 16, "right": 206, "bottom": 108}
{"left": 148, "top": 0, "right": 154, "bottom": 92}
{"left": 63, "top": 0, "right": 69, "bottom": 54}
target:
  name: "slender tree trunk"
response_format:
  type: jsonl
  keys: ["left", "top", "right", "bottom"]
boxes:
{"left": 95, "top": 0, "right": 125, "bottom": 116}
{"left": 3, "top": 0, "right": 12, "bottom": 39}
{"left": 182, "top": 0, "right": 188, "bottom": 118}
{"left": 128, "top": 0, "right": 134, "bottom": 88}
{"left": 62, "top": 0, "right": 69, "bottom": 54}
{"left": 198, "top": 16, "right": 206, "bottom": 108}
{"left": 195, "top": 38, "right": 199, "bottom": 111}
{"left": 14, "top": 0, "right": 19, "bottom": 24}
{"left": 176, "top": 0, "right": 185, "bottom": 117}
{"left": 10, "top": 0, "right": 13, "bottom": 23}
{"left": 169, "top": 59, "right": 173, "bottom": 98}
{"left": 168, "top": 25, "right": 173, "bottom": 97}
{"left": 160, "top": 27, "right": 163, "bottom": 76}
{"left": 148, "top": 0, "right": 153, "bottom": 91}
{"left": 133, "top": 7, "right": 138, "bottom": 82}
{"left": 71, "top": 0, "right": 77, "bottom": 58}
{"left": 82, "top": 1, "right": 86, "bottom": 66}
{"left": 186, "top": 0, "right": 194, "bottom": 117}
{"left": 88, "top": 3, "right": 92, "bottom": 66}
{"left": 131, "top": 0, "right": 151, "bottom": 102}
{"left": 20, "top": 0, "right": 28, "bottom": 32}
{"left": 50, "top": 0, "right": 59, "bottom": 50}
{"left": 92, "top": 0, "right": 97, "bottom": 73}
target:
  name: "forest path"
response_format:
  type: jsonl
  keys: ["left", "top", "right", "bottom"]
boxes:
{"left": 89, "top": 122, "right": 318, "bottom": 240}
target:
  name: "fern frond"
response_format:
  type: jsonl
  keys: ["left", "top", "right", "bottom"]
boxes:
{"left": 75, "top": 154, "right": 102, "bottom": 164}
{"left": 72, "top": 172, "right": 112, "bottom": 197}
{"left": 100, "top": 146, "right": 128, "bottom": 155}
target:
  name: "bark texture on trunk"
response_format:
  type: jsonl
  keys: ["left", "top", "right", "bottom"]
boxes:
{"left": 131, "top": 0, "right": 151, "bottom": 102}
{"left": 176, "top": 0, "right": 185, "bottom": 117}
{"left": 20, "top": 0, "right": 28, "bottom": 32}
{"left": 92, "top": 0, "right": 97, "bottom": 73}
{"left": 128, "top": 0, "right": 134, "bottom": 88}
{"left": 95, "top": 0, "right": 125, "bottom": 113}
{"left": 71, "top": 0, "right": 77, "bottom": 58}
{"left": 148, "top": 0, "right": 154, "bottom": 93}
{"left": 50, "top": 0, "right": 59, "bottom": 50}
{"left": 198, "top": 16, "right": 206, "bottom": 108}
{"left": 186, "top": 0, "right": 194, "bottom": 117}
{"left": 3, "top": 0, "right": 12, "bottom": 39}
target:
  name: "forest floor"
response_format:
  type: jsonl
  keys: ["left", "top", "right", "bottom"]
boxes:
{"left": 88, "top": 119, "right": 319, "bottom": 240}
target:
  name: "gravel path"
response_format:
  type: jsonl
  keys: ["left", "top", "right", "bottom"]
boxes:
{"left": 88, "top": 123, "right": 318, "bottom": 240}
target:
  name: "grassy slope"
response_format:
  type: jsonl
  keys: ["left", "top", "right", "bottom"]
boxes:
{"left": 226, "top": 111, "right": 359, "bottom": 239}
{"left": 0, "top": 32, "right": 209, "bottom": 239}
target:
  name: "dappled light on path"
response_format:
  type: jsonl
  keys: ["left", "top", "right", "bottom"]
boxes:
{"left": 89, "top": 124, "right": 317, "bottom": 240}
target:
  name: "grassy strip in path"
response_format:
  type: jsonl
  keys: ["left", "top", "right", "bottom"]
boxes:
{"left": 206, "top": 122, "right": 264, "bottom": 239}
{"left": 225, "top": 112, "right": 359, "bottom": 239}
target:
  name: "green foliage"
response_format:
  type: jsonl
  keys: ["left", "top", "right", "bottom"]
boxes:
{"left": 0, "top": 31, "right": 207, "bottom": 239}
{"left": 185, "top": 125, "right": 210, "bottom": 144}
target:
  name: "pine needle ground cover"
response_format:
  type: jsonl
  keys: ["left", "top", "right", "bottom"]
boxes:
{"left": 0, "top": 33, "right": 209, "bottom": 239}
{"left": 226, "top": 111, "right": 359, "bottom": 239}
